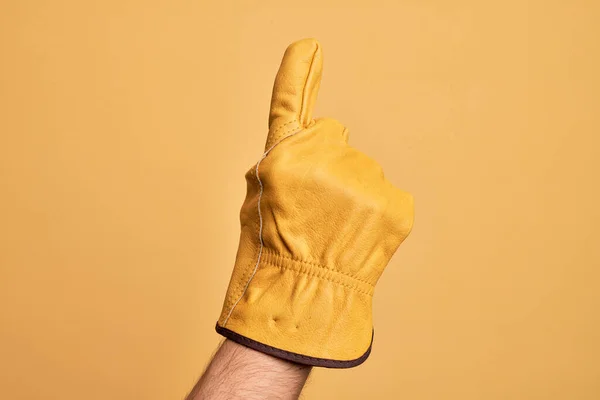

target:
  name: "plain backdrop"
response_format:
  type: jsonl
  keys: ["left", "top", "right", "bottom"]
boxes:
{"left": 1, "top": 1, "right": 599, "bottom": 399}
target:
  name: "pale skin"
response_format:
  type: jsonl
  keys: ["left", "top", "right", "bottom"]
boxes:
{"left": 186, "top": 340, "right": 311, "bottom": 400}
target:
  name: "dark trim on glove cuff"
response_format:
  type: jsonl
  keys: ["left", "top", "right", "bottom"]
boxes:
{"left": 215, "top": 323, "right": 373, "bottom": 369}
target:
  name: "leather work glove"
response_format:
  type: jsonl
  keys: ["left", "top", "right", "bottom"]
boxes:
{"left": 216, "top": 38, "right": 414, "bottom": 368}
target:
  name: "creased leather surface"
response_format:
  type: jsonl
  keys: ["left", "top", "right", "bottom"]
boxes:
{"left": 217, "top": 38, "right": 414, "bottom": 365}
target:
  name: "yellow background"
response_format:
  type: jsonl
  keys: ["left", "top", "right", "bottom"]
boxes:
{"left": 1, "top": 1, "right": 599, "bottom": 399}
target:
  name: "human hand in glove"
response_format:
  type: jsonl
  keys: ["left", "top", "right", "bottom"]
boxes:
{"left": 216, "top": 38, "right": 414, "bottom": 368}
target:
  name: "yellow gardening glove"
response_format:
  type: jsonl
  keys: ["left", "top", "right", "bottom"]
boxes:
{"left": 216, "top": 39, "right": 414, "bottom": 368}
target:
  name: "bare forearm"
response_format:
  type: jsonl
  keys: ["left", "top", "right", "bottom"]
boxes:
{"left": 187, "top": 340, "right": 311, "bottom": 400}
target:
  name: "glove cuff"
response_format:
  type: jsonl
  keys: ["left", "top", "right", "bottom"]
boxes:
{"left": 216, "top": 250, "right": 375, "bottom": 368}
{"left": 215, "top": 323, "right": 373, "bottom": 368}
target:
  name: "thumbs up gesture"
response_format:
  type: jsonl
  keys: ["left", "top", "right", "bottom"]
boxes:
{"left": 216, "top": 39, "right": 414, "bottom": 368}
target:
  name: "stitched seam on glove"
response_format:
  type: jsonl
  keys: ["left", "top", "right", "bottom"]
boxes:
{"left": 222, "top": 127, "right": 305, "bottom": 326}
{"left": 266, "top": 120, "right": 300, "bottom": 149}
{"left": 261, "top": 255, "right": 375, "bottom": 296}
{"left": 270, "top": 122, "right": 302, "bottom": 148}
{"left": 261, "top": 248, "right": 376, "bottom": 287}
{"left": 221, "top": 172, "right": 262, "bottom": 317}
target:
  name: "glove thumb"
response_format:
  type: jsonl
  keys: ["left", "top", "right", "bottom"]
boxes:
{"left": 266, "top": 38, "right": 323, "bottom": 150}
